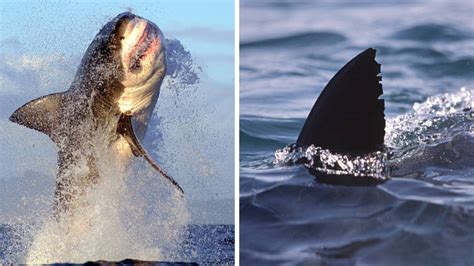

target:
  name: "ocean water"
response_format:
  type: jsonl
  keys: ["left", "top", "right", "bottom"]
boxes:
{"left": 240, "top": 1, "right": 474, "bottom": 265}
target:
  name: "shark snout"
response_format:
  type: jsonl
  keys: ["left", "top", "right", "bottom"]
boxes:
{"left": 120, "top": 15, "right": 162, "bottom": 72}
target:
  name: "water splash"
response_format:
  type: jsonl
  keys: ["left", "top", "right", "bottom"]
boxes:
{"left": 165, "top": 39, "right": 200, "bottom": 91}
{"left": 386, "top": 87, "right": 473, "bottom": 150}
{"left": 22, "top": 131, "right": 189, "bottom": 264}
{"left": 274, "top": 144, "right": 388, "bottom": 180}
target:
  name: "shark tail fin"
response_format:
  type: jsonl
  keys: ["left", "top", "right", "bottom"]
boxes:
{"left": 9, "top": 92, "right": 65, "bottom": 139}
{"left": 296, "top": 48, "right": 385, "bottom": 154}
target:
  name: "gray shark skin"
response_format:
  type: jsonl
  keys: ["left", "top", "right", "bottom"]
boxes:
{"left": 9, "top": 12, "right": 183, "bottom": 215}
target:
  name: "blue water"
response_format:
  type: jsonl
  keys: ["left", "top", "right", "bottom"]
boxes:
{"left": 240, "top": 1, "right": 474, "bottom": 265}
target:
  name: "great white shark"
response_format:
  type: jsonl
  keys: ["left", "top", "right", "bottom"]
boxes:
{"left": 9, "top": 12, "right": 183, "bottom": 215}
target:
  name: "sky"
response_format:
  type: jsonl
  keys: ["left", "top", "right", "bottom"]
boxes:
{"left": 0, "top": 0, "right": 234, "bottom": 224}
{"left": 1, "top": 0, "right": 234, "bottom": 84}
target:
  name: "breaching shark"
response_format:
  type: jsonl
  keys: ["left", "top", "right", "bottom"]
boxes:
{"left": 294, "top": 48, "right": 386, "bottom": 185}
{"left": 9, "top": 12, "right": 183, "bottom": 215}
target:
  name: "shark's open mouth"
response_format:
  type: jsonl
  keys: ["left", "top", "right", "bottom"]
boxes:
{"left": 117, "top": 14, "right": 166, "bottom": 113}
{"left": 128, "top": 23, "right": 159, "bottom": 72}
{"left": 118, "top": 14, "right": 164, "bottom": 79}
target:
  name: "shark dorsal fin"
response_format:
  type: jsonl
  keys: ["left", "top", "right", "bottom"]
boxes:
{"left": 297, "top": 48, "right": 385, "bottom": 154}
{"left": 9, "top": 92, "right": 65, "bottom": 139}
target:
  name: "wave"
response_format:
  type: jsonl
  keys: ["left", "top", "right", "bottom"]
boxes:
{"left": 412, "top": 58, "right": 474, "bottom": 78}
{"left": 240, "top": 31, "right": 346, "bottom": 49}
{"left": 385, "top": 87, "right": 473, "bottom": 149}
{"left": 377, "top": 46, "right": 448, "bottom": 61}
{"left": 240, "top": 115, "right": 303, "bottom": 145}
{"left": 240, "top": 130, "right": 285, "bottom": 152}
{"left": 392, "top": 23, "right": 471, "bottom": 42}
{"left": 240, "top": 179, "right": 474, "bottom": 265}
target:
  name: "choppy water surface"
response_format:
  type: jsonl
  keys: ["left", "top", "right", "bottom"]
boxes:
{"left": 240, "top": 1, "right": 474, "bottom": 265}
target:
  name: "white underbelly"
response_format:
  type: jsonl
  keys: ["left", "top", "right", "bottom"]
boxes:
{"left": 118, "top": 83, "right": 156, "bottom": 115}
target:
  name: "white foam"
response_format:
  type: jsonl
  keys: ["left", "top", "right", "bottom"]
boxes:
{"left": 385, "top": 87, "right": 473, "bottom": 149}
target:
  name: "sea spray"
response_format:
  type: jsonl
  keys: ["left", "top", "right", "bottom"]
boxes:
{"left": 385, "top": 87, "right": 473, "bottom": 150}
{"left": 25, "top": 132, "right": 189, "bottom": 263}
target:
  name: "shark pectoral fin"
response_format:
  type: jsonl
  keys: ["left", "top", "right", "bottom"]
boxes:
{"left": 9, "top": 92, "right": 65, "bottom": 138}
{"left": 117, "top": 114, "right": 184, "bottom": 196}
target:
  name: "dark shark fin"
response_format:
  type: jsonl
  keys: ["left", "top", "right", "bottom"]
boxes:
{"left": 297, "top": 48, "right": 385, "bottom": 154}
{"left": 117, "top": 114, "right": 184, "bottom": 196}
{"left": 9, "top": 92, "right": 65, "bottom": 139}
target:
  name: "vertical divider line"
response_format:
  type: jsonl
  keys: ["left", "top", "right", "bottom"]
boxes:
{"left": 234, "top": 0, "right": 240, "bottom": 264}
